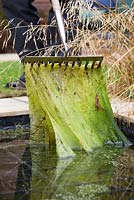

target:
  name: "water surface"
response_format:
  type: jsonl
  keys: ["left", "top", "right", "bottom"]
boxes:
{"left": 0, "top": 128, "right": 134, "bottom": 200}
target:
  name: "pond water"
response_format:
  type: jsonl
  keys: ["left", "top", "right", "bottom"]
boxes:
{"left": 0, "top": 128, "right": 134, "bottom": 200}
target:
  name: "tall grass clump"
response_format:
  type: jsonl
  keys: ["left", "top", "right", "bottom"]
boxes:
{"left": 65, "top": 0, "right": 134, "bottom": 100}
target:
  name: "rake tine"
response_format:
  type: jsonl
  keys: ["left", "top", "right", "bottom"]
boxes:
{"left": 97, "top": 60, "right": 102, "bottom": 68}
{"left": 72, "top": 61, "right": 76, "bottom": 67}
{"left": 67, "top": 61, "right": 72, "bottom": 67}
{"left": 85, "top": 61, "right": 89, "bottom": 70}
{"left": 69, "top": 61, "right": 75, "bottom": 67}
{"left": 78, "top": 61, "right": 82, "bottom": 67}
{"left": 51, "top": 62, "right": 55, "bottom": 68}
{"left": 46, "top": 62, "right": 52, "bottom": 70}
{"left": 44, "top": 62, "right": 47, "bottom": 67}
{"left": 63, "top": 61, "right": 68, "bottom": 67}
{"left": 24, "top": 56, "right": 103, "bottom": 71}
{"left": 91, "top": 61, "right": 96, "bottom": 69}
{"left": 75, "top": 61, "right": 81, "bottom": 67}
{"left": 33, "top": 62, "right": 39, "bottom": 68}
{"left": 94, "top": 61, "right": 98, "bottom": 69}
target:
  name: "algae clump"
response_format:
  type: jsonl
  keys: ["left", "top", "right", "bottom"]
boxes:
{"left": 25, "top": 59, "right": 131, "bottom": 158}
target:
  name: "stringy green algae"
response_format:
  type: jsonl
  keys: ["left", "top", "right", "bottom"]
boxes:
{"left": 25, "top": 61, "right": 131, "bottom": 158}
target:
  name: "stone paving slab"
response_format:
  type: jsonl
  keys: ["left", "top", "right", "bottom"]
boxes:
{"left": 111, "top": 98, "right": 134, "bottom": 123}
{"left": 0, "top": 53, "right": 19, "bottom": 61}
{"left": 0, "top": 96, "right": 29, "bottom": 117}
{"left": 0, "top": 96, "right": 134, "bottom": 123}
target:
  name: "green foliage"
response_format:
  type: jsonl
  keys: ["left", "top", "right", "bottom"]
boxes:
{"left": 0, "top": 61, "right": 25, "bottom": 97}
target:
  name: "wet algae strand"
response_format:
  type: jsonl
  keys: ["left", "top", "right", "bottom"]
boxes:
{"left": 25, "top": 60, "right": 131, "bottom": 158}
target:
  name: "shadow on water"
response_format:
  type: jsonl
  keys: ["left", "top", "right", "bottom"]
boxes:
{"left": 0, "top": 132, "right": 134, "bottom": 200}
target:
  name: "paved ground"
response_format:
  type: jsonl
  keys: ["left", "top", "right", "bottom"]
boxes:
{"left": 0, "top": 96, "right": 133, "bottom": 123}
{"left": 0, "top": 96, "right": 29, "bottom": 117}
{"left": 0, "top": 53, "right": 19, "bottom": 61}
{"left": 111, "top": 98, "right": 134, "bottom": 123}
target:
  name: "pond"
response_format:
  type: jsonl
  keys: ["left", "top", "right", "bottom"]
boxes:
{"left": 0, "top": 127, "right": 134, "bottom": 200}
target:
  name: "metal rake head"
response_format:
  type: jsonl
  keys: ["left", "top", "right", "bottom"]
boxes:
{"left": 24, "top": 56, "right": 103, "bottom": 69}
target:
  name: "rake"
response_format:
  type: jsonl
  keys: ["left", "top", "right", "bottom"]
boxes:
{"left": 24, "top": 0, "right": 103, "bottom": 70}
{"left": 24, "top": 56, "right": 103, "bottom": 69}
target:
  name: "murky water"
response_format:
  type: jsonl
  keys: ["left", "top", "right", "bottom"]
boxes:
{"left": 0, "top": 128, "right": 134, "bottom": 200}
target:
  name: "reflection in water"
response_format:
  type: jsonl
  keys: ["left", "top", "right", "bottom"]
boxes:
{"left": 14, "top": 145, "right": 32, "bottom": 200}
{"left": 0, "top": 142, "right": 134, "bottom": 200}
{"left": 30, "top": 146, "right": 134, "bottom": 200}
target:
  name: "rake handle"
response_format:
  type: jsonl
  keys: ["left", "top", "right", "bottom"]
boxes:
{"left": 51, "top": 0, "right": 61, "bottom": 11}
{"left": 51, "top": 0, "right": 68, "bottom": 55}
